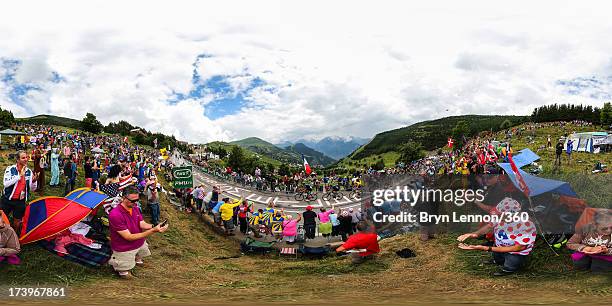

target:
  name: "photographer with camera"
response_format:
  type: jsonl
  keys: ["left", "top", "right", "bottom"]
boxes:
{"left": 108, "top": 185, "right": 168, "bottom": 279}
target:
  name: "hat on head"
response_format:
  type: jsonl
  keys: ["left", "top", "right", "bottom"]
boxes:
{"left": 306, "top": 205, "right": 313, "bottom": 211}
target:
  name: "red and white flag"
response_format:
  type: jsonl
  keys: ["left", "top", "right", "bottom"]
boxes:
{"left": 302, "top": 154, "right": 312, "bottom": 175}
{"left": 123, "top": 136, "right": 128, "bottom": 143}
{"left": 508, "top": 152, "right": 530, "bottom": 197}
{"left": 447, "top": 137, "right": 454, "bottom": 148}
{"left": 486, "top": 149, "right": 497, "bottom": 163}
{"left": 119, "top": 173, "right": 134, "bottom": 190}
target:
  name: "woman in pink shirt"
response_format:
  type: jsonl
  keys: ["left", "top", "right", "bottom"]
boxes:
{"left": 318, "top": 206, "right": 335, "bottom": 238}
{"left": 282, "top": 214, "right": 302, "bottom": 244}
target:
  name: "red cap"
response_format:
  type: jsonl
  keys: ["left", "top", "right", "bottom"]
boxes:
{"left": 306, "top": 205, "right": 313, "bottom": 211}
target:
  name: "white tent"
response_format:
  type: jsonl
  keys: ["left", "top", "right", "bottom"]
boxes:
{"left": 564, "top": 132, "right": 608, "bottom": 153}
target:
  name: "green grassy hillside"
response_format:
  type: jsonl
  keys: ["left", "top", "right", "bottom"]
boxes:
{"left": 337, "top": 115, "right": 527, "bottom": 169}
{"left": 354, "top": 115, "right": 527, "bottom": 159}
{"left": 231, "top": 137, "right": 335, "bottom": 167}
{"left": 16, "top": 114, "right": 83, "bottom": 130}
{"left": 284, "top": 143, "right": 336, "bottom": 166}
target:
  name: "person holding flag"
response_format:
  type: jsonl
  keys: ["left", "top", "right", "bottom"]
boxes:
{"left": 302, "top": 154, "right": 312, "bottom": 175}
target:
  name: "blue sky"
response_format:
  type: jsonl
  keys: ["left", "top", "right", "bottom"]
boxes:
{"left": 167, "top": 53, "right": 268, "bottom": 120}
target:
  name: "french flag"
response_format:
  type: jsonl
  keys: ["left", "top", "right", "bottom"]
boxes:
{"left": 302, "top": 154, "right": 312, "bottom": 175}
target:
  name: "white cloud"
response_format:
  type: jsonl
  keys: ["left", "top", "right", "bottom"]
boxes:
{"left": 0, "top": 0, "right": 611, "bottom": 144}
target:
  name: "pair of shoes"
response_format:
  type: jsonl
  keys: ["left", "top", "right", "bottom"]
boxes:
{"left": 118, "top": 271, "right": 136, "bottom": 279}
{"left": 481, "top": 259, "right": 497, "bottom": 265}
{"left": 493, "top": 269, "right": 516, "bottom": 277}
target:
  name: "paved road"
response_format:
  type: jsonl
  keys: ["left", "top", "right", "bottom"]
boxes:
{"left": 191, "top": 168, "right": 362, "bottom": 214}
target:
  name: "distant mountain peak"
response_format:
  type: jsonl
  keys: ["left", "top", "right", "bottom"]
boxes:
{"left": 275, "top": 136, "right": 369, "bottom": 160}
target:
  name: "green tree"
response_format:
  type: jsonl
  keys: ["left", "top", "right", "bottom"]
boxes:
{"left": 228, "top": 146, "right": 246, "bottom": 170}
{"left": 601, "top": 102, "right": 612, "bottom": 126}
{"left": 372, "top": 158, "right": 385, "bottom": 170}
{"left": 278, "top": 163, "right": 291, "bottom": 176}
{"left": 452, "top": 120, "right": 470, "bottom": 146}
{"left": 396, "top": 141, "right": 425, "bottom": 165}
{"left": 266, "top": 163, "right": 276, "bottom": 175}
{"left": 81, "top": 113, "right": 103, "bottom": 134}
{"left": 499, "top": 119, "right": 513, "bottom": 129}
{"left": 0, "top": 107, "right": 15, "bottom": 128}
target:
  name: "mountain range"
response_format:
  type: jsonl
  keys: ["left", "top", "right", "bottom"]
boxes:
{"left": 230, "top": 137, "right": 336, "bottom": 167}
{"left": 275, "top": 136, "right": 369, "bottom": 160}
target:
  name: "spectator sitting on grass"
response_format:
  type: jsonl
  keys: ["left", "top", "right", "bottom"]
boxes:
{"left": 0, "top": 210, "right": 21, "bottom": 265}
{"left": 248, "top": 208, "right": 264, "bottom": 238}
{"left": 335, "top": 221, "right": 380, "bottom": 264}
{"left": 566, "top": 209, "right": 611, "bottom": 273}
{"left": 457, "top": 196, "right": 536, "bottom": 276}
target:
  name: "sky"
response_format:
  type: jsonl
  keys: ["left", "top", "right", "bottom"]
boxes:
{"left": 1, "top": 1, "right": 611, "bottom": 144}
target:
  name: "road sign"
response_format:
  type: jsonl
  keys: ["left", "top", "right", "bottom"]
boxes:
{"left": 172, "top": 166, "right": 193, "bottom": 189}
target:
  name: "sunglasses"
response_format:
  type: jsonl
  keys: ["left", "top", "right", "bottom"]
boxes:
{"left": 124, "top": 197, "right": 139, "bottom": 203}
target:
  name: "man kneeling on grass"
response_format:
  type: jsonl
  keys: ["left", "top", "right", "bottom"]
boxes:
{"left": 108, "top": 185, "right": 168, "bottom": 279}
{"left": 457, "top": 196, "right": 536, "bottom": 276}
{"left": 335, "top": 221, "right": 380, "bottom": 264}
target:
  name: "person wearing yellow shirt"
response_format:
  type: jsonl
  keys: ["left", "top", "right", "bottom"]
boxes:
{"left": 220, "top": 198, "right": 241, "bottom": 235}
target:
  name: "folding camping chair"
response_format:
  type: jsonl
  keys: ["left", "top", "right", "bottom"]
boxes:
{"left": 279, "top": 247, "right": 298, "bottom": 259}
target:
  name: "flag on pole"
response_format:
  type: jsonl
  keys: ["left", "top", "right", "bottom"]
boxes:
{"left": 447, "top": 137, "right": 453, "bottom": 148}
{"left": 302, "top": 154, "right": 312, "bottom": 175}
{"left": 485, "top": 149, "right": 497, "bottom": 162}
{"left": 508, "top": 152, "right": 530, "bottom": 197}
{"left": 123, "top": 136, "right": 128, "bottom": 143}
{"left": 153, "top": 138, "right": 158, "bottom": 148}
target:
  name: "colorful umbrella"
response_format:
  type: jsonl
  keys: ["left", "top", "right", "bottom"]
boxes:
{"left": 19, "top": 188, "right": 108, "bottom": 244}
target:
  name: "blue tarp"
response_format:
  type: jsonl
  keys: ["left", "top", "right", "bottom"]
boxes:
{"left": 497, "top": 163, "right": 578, "bottom": 197}
{"left": 512, "top": 148, "right": 540, "bottom": 168}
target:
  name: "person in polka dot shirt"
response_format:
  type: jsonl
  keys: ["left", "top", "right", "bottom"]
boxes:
{"left": 457, "top": 196, "right": 537, "bottom": 276}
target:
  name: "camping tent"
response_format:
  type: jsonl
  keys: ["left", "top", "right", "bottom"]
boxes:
{"left": 564, "top": 132, "right": 609, "bottom": 153}
{"left": 498, "top": 148, "right": 584, "bottom": 236}
{"left": 0, "top": 128, "right": 25, "bottom": 144}
{"left": 19, "top": 188, "right": 108, "bottom": 244}
{"left": 497, "top": 163, "right": 578, "bottom": 198}
{"left": 512, "top": 148, "right": 540, "bottom": 168}
{"left": 498, "top": 147, "right": 577, "bottom": 197}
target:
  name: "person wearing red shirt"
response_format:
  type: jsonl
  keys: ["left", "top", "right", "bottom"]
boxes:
{"left": 336, "top": 221, "right": 380, "bottom": 264}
